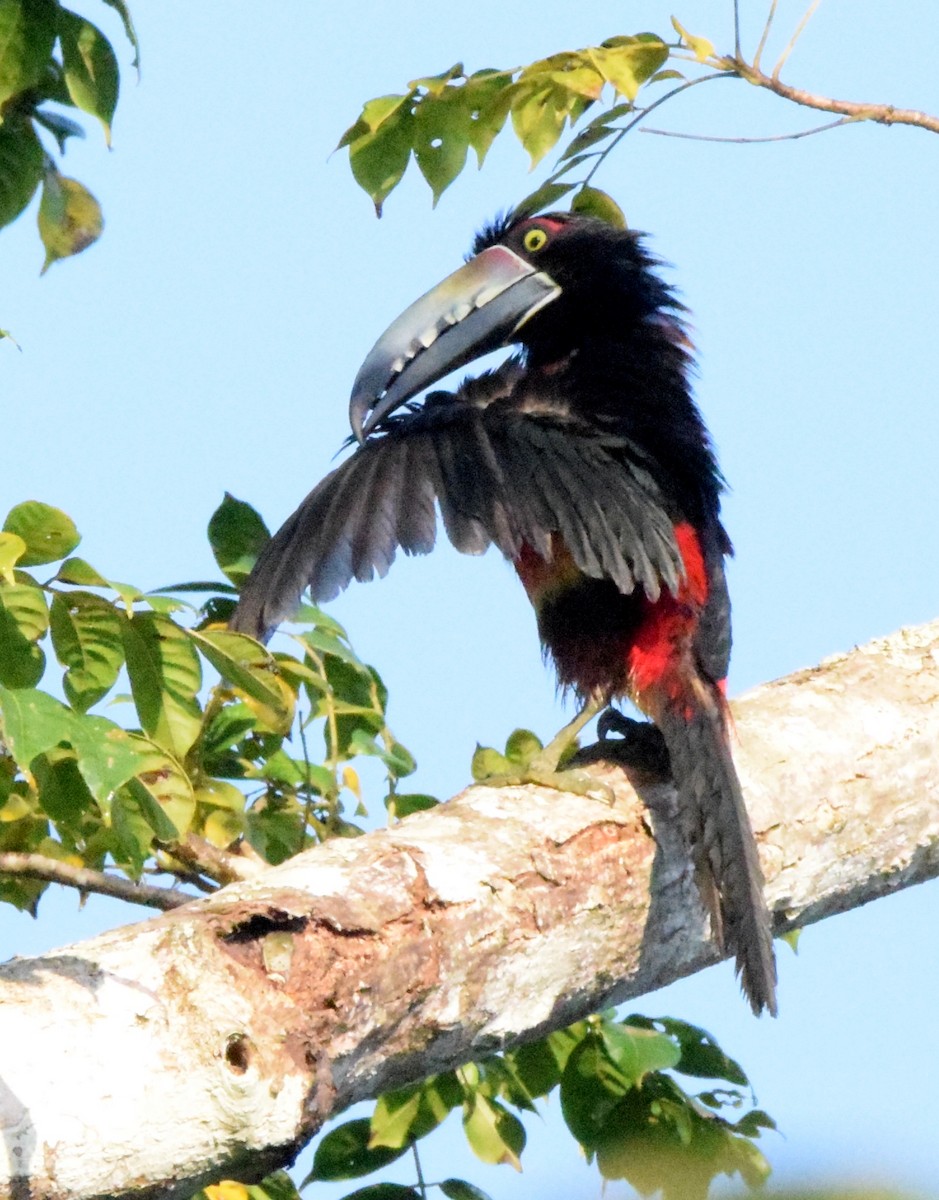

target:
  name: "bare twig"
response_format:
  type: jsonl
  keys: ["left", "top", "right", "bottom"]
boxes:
{"left": 0, "top": 853, "right": 189, "bottom": 911}
{"left": 641, "top": 116, "right": 852, "bottom": 144}
{"left": 773, "top": 0, "right": 823, "bottom": 80}
{"left": 733, "top": 0, "right": 742, "bottom": 59}
{"left": 753, "top": 0, "right": 778, "bottom": 71}
{"left": 582, "top": 71, "right": 736, "bottom": 188}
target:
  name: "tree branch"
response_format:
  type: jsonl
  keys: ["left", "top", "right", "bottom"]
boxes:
{"left": 730, "top": 53, "right": 939, "bottom": 134}
{"left": 0, "top": 853, "right": 189, "bottom": 911}
{"left": 0, "top": 620, "right": 937, "bottom": 1199}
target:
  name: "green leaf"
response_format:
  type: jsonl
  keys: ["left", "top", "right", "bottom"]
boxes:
{"left": 511, "top": 181, "right": 575, "bottom": 223}
{"left": 509, "top": 1037, "right": 566, "bottom": 1100}
{"left": 589, "top": 36, "right": 669, "bottom": 100}
{"left": 463, "top": 70, "right": 513, "bottom": 165}
{"left": 100, "top": 0, "right": 139, "bottom": 69}
{"left": 463, "top": 1093, "right": 525, "bottom": 1169}
{"left": 293, "top": 602, "right": 349, "bottom": 639}
{"left": 560, "top": 1035, "right": 632, "bottom": 1151}
{"left": 37, "top": 169, "right": 103, "bottom": 273}
{"left": 0, "top": 118, "right": 43, "bottom": 229}
{"left": 470, "top": 744, "right": 512, "bottom": 782}
{"left": 572, "top": 186, "right": 627, "bottom": 229}
{"left": 57, "top": 9, "right": 119, "bottom": 143}
{"left": 4, "top": 502, "right": 80, "bottom": 567}
{"left": 343, "top": 93, "right": 414, "bottom": 216}
{"left": 123, "top": 774, "right": 182, "bottom": 842}
{"left": 385, "top": 792, "right": 438, "bottom": 819}
{"left": 412, "top": 87, "right": 471, "bottom": 205}
{"left": 440, "top": 1182, "right": 493, "bottom": 1200}
{"left": 208, "top": 494, "right": 270, "bottom": 586}
{"left": 0, "top": 0, "right": 56, "bottom": 106}
{"left": 49, "top": 591, "right": 124, "bottom": 712}
{"left": 332, "top": 1187, "right": 420, "bottom": 1200}
{"left": 121, "top": 612, "right": 203, "bottom": 757}
{"left": 368, "top": 1088, "right": 422, "bottom": 1151}
{"left": 642, "top": 1017, "right": 749, "bottom": 1085}
{"left": 504, "top": 727, "right": 542, "bottom": 766}
{"left": 188, "top": 628, "right": 294, "bottom": 736}
{"left": 408, "top": 62, "right": 464, "bottom": 96}
{"left": 510, "top": 84, "right": 568, "bottom": 168}
{"left": 32, "top": 106, "right": 85, "bottom": 152}
{"left": 32, "top": 747, "right": 94, "bottom": 826}
{"left": 0, "top": 583, "right": 48, "bottom": 688}
{"left": 0, "top": 683, "right": 163, "bottom": 811}
{"left": 306, "top": 1118, "right": 408, "bottom": 1183}
{"left": 600, "top": 1019, "right": 680, "bottom": 1084}
{"left": 369, "top": 1077, "right": 457, "bottom": 1151}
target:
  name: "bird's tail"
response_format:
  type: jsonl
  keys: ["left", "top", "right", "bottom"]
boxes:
{"left": 658, "top": 680, "right": 777, "bottom": 1016}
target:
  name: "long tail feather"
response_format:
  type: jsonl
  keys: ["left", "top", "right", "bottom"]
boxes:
{"left": 659, "top": 683, "right": 777, "bottom": 1016}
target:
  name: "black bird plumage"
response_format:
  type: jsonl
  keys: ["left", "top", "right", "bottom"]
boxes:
{"left": 231, "top": 212, "right": 777, "bottom": 1015}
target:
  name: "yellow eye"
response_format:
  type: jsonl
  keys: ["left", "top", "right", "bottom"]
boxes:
{"left": 523, "top": 227, "right": 548, "bottom": 253}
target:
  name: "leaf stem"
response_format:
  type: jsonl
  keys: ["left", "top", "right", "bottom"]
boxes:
{"left": 410, "top": 1140, "right": 428, "bottom": 1200}
{"left": 581, "top": 71, "right": 736, "bottom": 188}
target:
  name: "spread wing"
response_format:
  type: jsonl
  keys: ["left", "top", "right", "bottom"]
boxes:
{"left": 230, "top": 401, "right": 685, "bottom": 641}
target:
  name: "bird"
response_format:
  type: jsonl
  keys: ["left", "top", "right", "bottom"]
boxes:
{"left": 230, "top": 210, "right": 778, "bottom": 1015}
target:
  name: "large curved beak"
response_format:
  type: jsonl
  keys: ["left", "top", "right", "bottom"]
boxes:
{"left": 349, "top": 245, "right": 561, "bottom": 442}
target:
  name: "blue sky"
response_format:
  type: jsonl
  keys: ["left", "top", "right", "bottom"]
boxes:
{"left": 4, "top": 2, "right": 939, "bottom": 1196}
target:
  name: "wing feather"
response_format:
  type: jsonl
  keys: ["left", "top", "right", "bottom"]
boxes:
{"left": 231, "top": 397, "right": 686, "bottom": 640}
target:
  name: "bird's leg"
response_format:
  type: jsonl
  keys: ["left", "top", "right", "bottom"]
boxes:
{"left": 527, "top": 695, "right": 605, "bottom": 776}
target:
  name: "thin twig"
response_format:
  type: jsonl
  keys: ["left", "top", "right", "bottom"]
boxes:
{"left": 410, "top": 1141, "right": 427, "bottom": 1200}
{"left": 641, "top": 116, "right": 852, "bottom": 144}
{"left": 753, "top": 0, "right": 779, "bottom": 71}
{"left": 0, "top": 853, "right": 190, "bottom": 911}
{"left": 733, "top": 0, "right": 742, "bottom": 59}
{"left": 582, "top": 71, "right": 737, "bottom": 187}
{"left": 773, "top": 0, "right": 823, "bottom": 80}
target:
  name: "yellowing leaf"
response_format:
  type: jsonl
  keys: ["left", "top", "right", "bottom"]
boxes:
{"left": 203, "top": 1184, "right": 250, "bottom": 1200}
{"left": 342, "top": 765, "right": 361, "bottom": 801}
{"left": 37, "top": 171, "right": 103, "bottom": 273}
{"left": 0, "top": 532, "right": 26, "bottom": 583}
{"left": 671, "top": 17, "right": 716, "bottom": 63}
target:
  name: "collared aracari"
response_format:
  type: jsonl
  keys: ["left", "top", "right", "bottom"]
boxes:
{"left": 231, "top": 212, "right": 778, "bottom": 1016}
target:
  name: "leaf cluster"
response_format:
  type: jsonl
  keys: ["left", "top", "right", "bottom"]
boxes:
{"left": 337, "top": 21, "right": 730, "bottom": 219}
{"left": 0, "top": 496, "right": 424, "bottom": 912}
{"left": 307, "top": 1012, "right": 773, "bottom": 1200}
{"left": 0, "top": 0, "right": 135, "bottom": 270}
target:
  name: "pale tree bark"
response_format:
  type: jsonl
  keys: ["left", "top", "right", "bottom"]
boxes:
{"left": 1, "top": 620, "right": 937, "bottom": 1200}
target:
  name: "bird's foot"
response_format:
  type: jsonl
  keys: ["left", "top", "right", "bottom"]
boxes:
{"left": 570, "top": 709, "right": 672, "bottom": 782}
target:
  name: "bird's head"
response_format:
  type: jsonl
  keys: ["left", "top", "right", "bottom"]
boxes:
{"left": 349, "top": 211, "right": 673, "bottom": 441}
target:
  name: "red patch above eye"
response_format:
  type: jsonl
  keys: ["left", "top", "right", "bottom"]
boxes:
{"left": 538, "top": 217, "right": 566, "bottom": 232}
